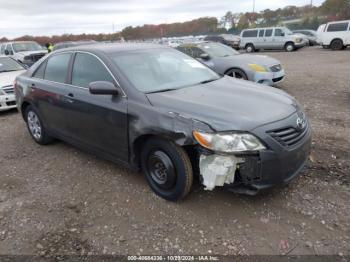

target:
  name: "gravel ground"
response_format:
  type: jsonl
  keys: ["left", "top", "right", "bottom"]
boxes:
{"left": 0, "top": 47, "right": 349, "bottom": 257}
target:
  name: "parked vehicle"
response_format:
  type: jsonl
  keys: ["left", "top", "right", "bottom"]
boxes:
{"left": 239, "top": 27, "right": 307, "bottom": 52}
{"left": 53, "top": 40, "right": 97, "bottom": 51}
{"left": 317, "top": 20, "right": 350, "bottom": 50}
{"left": 204, "top": 34, "right": 240, "bottom": 50}
{"left": 0, "top": 56, "right": 26, "bottom": 111}
{"left": 293, "top": 30, "right": 318, "bottom": 46}
{"left": 177, "top": 42, "right": 285, "bottom": 86}
{"left": 0, "top": 41, "right": 47, "bottom": 67}
{"left": 15, "top": 44, "right": 311, "bottom": 201}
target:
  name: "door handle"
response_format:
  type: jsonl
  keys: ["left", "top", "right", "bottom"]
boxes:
{"left": 63, "top": 93, "right": 74, "bottom": 103}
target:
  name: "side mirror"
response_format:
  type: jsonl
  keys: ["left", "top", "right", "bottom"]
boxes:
{"left": 200, "top": 53, "right": 210, "bottom": 60}
{"left": 281, "top": 32, "right": 285, "bottom": 37}
{"left": 4, "top": 50, "right": 9, "bottom": 55}
{"left": 89, "top": 81, "right": 119, "bottom": 95}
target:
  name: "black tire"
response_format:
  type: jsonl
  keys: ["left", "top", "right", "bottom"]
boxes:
{"left": 285, "top": 42, "right": 295, "bottom": 52}
{"left": 25, "top": 105, "right": 54, "bottom": 145}
{"left": 245, "top": 44, "right": 255, "bottom": 53}
{"left": 225, "top": 68, "right": 248, "bottom": 80}
{"left": 141, "top": 138, "right": 193, "bottom": 201}
{"left": 330, "top": 39, "right": 344, "bottom": 51}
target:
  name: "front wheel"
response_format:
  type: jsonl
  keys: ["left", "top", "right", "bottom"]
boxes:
{"left": 225, "top": 68, "right": 248, "bottom": 80}
{"left": 25, "top": 105, "right": 54, "bottom": 145}
{"left": 141, "top": 138, "right": 193, "bottom": 201}
{"left": 245, "top": 44, "right": 255, "bottom": 53}
{"left": 285, "top": 43, "right": 295, "bottom": 52}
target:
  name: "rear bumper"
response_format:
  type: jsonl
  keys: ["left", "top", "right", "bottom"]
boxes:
{"left": 0, "top": 94, "right": 17, "bottom": 111}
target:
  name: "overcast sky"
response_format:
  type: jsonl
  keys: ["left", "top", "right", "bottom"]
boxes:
{"left": 0, "top": 0, "right": 325, "bottom": 39}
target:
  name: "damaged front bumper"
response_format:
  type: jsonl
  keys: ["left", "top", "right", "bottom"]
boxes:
{"left": 198, "top": 114, "right": 312, "bottom": 195}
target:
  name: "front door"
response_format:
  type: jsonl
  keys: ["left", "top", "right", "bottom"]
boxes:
{"left": 63, "top": 52, "right": 128, "bottom": 162}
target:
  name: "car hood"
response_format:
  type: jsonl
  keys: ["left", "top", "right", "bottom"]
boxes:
{"left": 147, "top": 76, "right": 298, "bottom": 132}
{"left": 220, "top": 54, "right": 281, "bottom": 67}
{"left": 0, "top": 70, "right": 26, "bottom": 87}
{"left": 16, "top": 50, "right": 47, "bottom": 56}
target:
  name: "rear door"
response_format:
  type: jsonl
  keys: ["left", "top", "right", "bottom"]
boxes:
{"left": 30, "top": 52, "right": 73, "bottom": 137}
{"left": 64, "top": 52, "right": 128, "bottom": 161}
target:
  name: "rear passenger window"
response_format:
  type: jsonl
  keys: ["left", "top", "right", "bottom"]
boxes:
{"left": 259, "top": 30, "right": 265, "bottom": 37}
{"left": 265, "top": 29, "right": 273, "bottom": 37}
{"left": 327, "top": 22, "right": 349, "bottom": 32}
{"left": 44, "top": 53, "right": 71, "bottom": 83}
{"left": 242, "top": 30, "right": 258, "bottom": 37}
{"left": 71, "top": 53, "right": 114, "bottom": 88}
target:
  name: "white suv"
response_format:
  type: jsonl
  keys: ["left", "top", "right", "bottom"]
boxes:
{"left": 317, "top": 20, "right": 350, "bottom": 50}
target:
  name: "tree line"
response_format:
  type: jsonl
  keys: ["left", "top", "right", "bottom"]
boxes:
{"left": 1, "top": 0, "right": 349, "bottom": 44}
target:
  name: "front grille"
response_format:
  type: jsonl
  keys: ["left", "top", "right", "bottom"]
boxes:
{"left": 6, "top": 101, "right": 16, "bottom": 106}
{"left": 2, "top": 85, "right": 14, "bottom": 94}
{"left": 270, "top": 64, "right": 282, "bottom": 72}
{"left": 30, "top": 53, "right": 46, "bottom": 62}
{"left": 267, "top": 123, "right": 309, "bottom": 147}
{"left": 273, "top": 76, "right": 284, "bottom": 83}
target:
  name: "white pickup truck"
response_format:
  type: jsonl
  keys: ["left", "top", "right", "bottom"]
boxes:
{"left": 0, "top": 41, "right": 47, "bottom": 67}
{"left": 317, "top": 20, "right": 350, "bottom": 50}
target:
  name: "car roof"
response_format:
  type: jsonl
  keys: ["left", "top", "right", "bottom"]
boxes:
{"left": 55, "top": 43, "right": 168, "bottom": 55}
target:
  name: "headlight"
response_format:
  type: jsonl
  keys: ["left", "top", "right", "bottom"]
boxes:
{"left": 23, "top": 56, "right": 32, "bottom": 61}
{"left": 193, "top": 130, "right": 266, "bottom": 153}
{"left": 0, "top": 89, "right": 5, "bottom": 96}
{"left": 248, "top": 64, "right": 267, "bottom": 72}
{"left": 294, "top": 38, "right": 302, "bottom": 43}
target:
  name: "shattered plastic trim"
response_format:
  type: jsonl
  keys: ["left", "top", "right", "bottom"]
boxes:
{"left": 199, "top": 153, "right": 244, "bottom": 190}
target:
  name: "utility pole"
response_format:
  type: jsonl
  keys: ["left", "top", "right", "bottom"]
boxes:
{"left": 310, "top": 0, "right": 313, "bottom": 6}
{"left": 253, "top": 0, "right": 256, "bottom": 13}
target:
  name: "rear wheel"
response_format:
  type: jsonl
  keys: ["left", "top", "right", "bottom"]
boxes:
{"left": 330, "top": 39, "right": 344, "bottom": 50}
{"left": 245, "top": 44, "right": 255, "bottom": 53}
{"left": 141, "top": 138, "right": 193, "bottom": 201}
{"left": 225, "top": 68, "right": 248, "bottom": 80}
{"left": 25, "top": 106, "right": 54, "bottom": 145}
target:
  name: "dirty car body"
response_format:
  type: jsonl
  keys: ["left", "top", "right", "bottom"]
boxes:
{"left": 15, "top": 44, "right": 311, "bottom": 201}
{"left": 177, "top": 42, "right": 285, "bottom": 86}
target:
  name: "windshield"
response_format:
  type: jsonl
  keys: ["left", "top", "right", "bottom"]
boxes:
{"left": 0, "top": 57, "right": 24, "bottom": 72}
{"left": 12, "top": 42, "right": 43, "bottom": 52}
{"left": 112, "top": 49, "right": 220, "bottom": 93}
{"left": 284, "top": 28, "right": 294, "bottom": 35}
{"left": 198, "top": 42, "right": 240, "bottom": 57}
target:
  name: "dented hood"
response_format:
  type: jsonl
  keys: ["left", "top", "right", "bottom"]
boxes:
{"left": 146, "top": 76, "right": 298, "bottom": 132}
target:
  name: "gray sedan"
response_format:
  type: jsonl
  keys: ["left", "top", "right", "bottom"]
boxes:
{"left": 177, "top": 42, "right": 285, "bottom": 86}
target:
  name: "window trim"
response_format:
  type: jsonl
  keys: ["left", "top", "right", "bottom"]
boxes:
{"left": 31, "top": 50, "right": 127, "bottom": 97}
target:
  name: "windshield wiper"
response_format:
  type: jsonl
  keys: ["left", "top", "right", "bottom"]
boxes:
{"left": 146, "top": 88, "right": 177, "bottom": 94}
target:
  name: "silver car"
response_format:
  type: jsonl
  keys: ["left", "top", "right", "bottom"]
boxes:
{"left": 239, "top": 27, "right": 308, "bottom": 52}
{"left": 177, "top": 42, "right": 285, "bottom": 86}
{"left": 0, "top": 56, "right": 26, "bottom": 111}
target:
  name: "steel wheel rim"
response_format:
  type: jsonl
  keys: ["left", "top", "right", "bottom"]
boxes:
{"left": 147, "top": 150, "right": 176, "bottom": 190}
{"left": 247, "top": 46, "right": 252, "bottom": 52}
{"left": 287, "top": 45, "right": 293, "bottom": 51}
{"left": 27, "top": 111, "right": 42, "bottom": 140}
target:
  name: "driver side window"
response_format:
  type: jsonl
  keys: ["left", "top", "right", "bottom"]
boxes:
{"left": 71, "top": 53, "right": 114, "bottom": 88}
